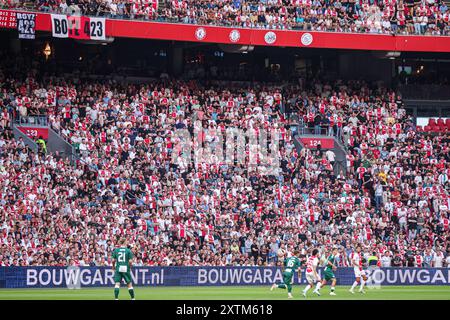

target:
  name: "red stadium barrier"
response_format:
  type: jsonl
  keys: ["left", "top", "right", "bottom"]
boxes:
{"left": 299, "top": 137, "right": 335, "bottom": 149}
{"left": 17, "top": 126, "right": 49, "bottom": 140}
{"left": 2, "top": 9, "right": 450, "bottom": 52}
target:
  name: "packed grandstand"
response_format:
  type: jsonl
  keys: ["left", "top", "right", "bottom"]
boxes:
{"left": 1, "top": 0, "right": 449, "bottom": 35}
{"left": 0, "top": 43, "right": 449, "bottom": 270}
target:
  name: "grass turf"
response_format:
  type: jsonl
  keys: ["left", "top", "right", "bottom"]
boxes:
{"left": 0, "top": 285, "right": 448, "bottom": 300}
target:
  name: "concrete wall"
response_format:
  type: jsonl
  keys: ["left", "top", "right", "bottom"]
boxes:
{"left": 47, "top": 127, "right": 75, "bottom": 159}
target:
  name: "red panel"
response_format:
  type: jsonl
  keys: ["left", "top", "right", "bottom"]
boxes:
{"left": 35, "top": 11, "right": 51, "bottom": 31}
{"left": 18, "top": 126, "right": 49, "bottom": 140}
{"left": 67, "top": 16, "right": 92, "bottom": 40}
{"left": 395, "top": 35, "right": 450, "bottom": 52}
{"left": 2, "top": 9, "right": 450, "bottom": 52}
{"left": 105, "top": 21, "right": 398, "bottom": 50}
{"left": 300, "top": 137, "right": 335, "bottom": 149}
{"left": 106, "top": 21, "right": 450, "bottom": 51}
{"left": 0, "top": 9, "right": 17, "bottom": 28}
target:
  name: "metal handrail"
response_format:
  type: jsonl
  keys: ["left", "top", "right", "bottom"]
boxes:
{"left": 14, "top": 115, "right": 48, "bottom": 126}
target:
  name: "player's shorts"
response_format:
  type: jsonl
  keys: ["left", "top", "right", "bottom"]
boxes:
{"left": 305, "top": 272, "right": 320, "bottom": 284}
{"left": 323, "top": 269, "right": 335, "bottom": 281}
{"left": 353, "top": 268, "right": 366, "bottom": 278}
{"left": 282, "top": 271, "right": 293, "bottom": 285}
{"left": 114, "top": 271, "right": 132, "bottom": 284}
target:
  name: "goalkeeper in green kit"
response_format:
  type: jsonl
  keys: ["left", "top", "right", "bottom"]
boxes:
{"left": 317, "top": 247, "right": 338, "bottom": 296}
{"left": 270, "top": 250, "right": 302, "bottom": 299}
{"left": 112, "top": 238, "right": 135, "bottom": 300}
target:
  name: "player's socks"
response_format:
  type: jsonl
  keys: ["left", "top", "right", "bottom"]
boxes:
{"left": 278, "top": 284, "right": 287, "bottom": 290}
{"left": 315, "top": 282, "right": 322, "bottom": 291}
{"left": 303, "top": 284, "right": 311, "bottom": 293}
{"left": 114, "top": 288, "right": 120, "bottom": 299}
{"left": 313, "top": 284, "right": 321, "bottom": 296}
{"left": 350, "top": 281, "right": 358, "bottom": 292}
{"left": 128, "top": 287, "right": 135, "bottom": 299}
{"left": 330, "top": 286, "right": 336, "bottom": 295}
{"left": 287, "top": 284, "right": 292, "bottom": 294}
{"left": 359, "top": 279, "right": 366, "bottom": 292}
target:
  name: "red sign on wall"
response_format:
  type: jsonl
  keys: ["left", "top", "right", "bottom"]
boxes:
{"left": 300, "top": 137, "right": 335, "bottom": 149}
{"left": 18, "top": 127, "right": 49, "bottom": 140}
{"left": 0, "top": 10, "right": 16, "bottom": 29}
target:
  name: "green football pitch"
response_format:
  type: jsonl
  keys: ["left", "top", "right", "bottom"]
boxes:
{"left": 0, "top": 286, "right": 448, "bottom": 300}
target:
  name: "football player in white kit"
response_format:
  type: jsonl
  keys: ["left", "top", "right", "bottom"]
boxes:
{"left": 349, "top": 246, "right": 368, "bottom": 294}
{"left": 302, "top": 248, "right": 322, "bottom": 297}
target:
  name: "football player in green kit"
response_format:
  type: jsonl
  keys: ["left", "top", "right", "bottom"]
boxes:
{"left": 270, "top": 250, "right": 302, "bottom": 299}
{"left": 112, "top": 238, "right": 135, "bottom": 300}
{"left": 316, "top": 247, "right": 338, "bottom": 296}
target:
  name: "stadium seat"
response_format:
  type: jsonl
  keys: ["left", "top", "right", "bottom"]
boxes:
{"left": 437, "top": 118, "right": 444, "bottom": 126}
{"left": 428, "top": 118, "right": 436, "bottom": 126}
{"left": 416, "top": 125, "right": 423, "bottom": 132}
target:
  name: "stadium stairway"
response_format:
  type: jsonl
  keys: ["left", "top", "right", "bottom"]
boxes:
{"left": 46, "top": 127, "right": 77, "bottom": 160}
{"left": 22, "top": 121, "right": 141, "bottom": 204}
{"left": 285, "top": 109, "right": 348, "bottom": 175}
{"left": 11, "top": 118, "right": 75, "bottom": 161}
{"left": 293, "top": 134, "right": 348, "bottom": 175}
{"left": 12, "top": 125, "right": 39, "bottom": 152}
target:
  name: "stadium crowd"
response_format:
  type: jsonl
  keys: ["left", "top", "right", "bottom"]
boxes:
{"left": 0, "top": 52, "right": 449, "bottom": 269}
{"left": 1, "top": 0, "right": 450, "bottom": 35}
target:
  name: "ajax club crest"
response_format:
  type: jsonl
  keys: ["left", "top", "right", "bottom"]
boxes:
{"left": 229, "top": 30, "right": 240, "bottom": 43}
{"left": 195, "top": 27, "right": 206, "bottom": 40}
{"left": 301, "top": 33, "right": 313, "bottom": 46}
{"left": 264, "top": 31, "right": 277, "bottom": 44}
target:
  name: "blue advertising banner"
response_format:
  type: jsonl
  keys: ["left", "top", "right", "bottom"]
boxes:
{"left": 0, "top": 267, "right": 449, "bottom": 288}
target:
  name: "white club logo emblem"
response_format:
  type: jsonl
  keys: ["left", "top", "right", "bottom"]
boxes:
{"left": 195, "top": 27, "right": 206, "bottom": 40}
{"left": 301, "top": 33, "right": 313, "bottom": 46}
{"left": 229, "top": 29, "right": 240, "bottom": 43}
{"left": 264, "top": 31, "right": 277, "bottom": 44}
